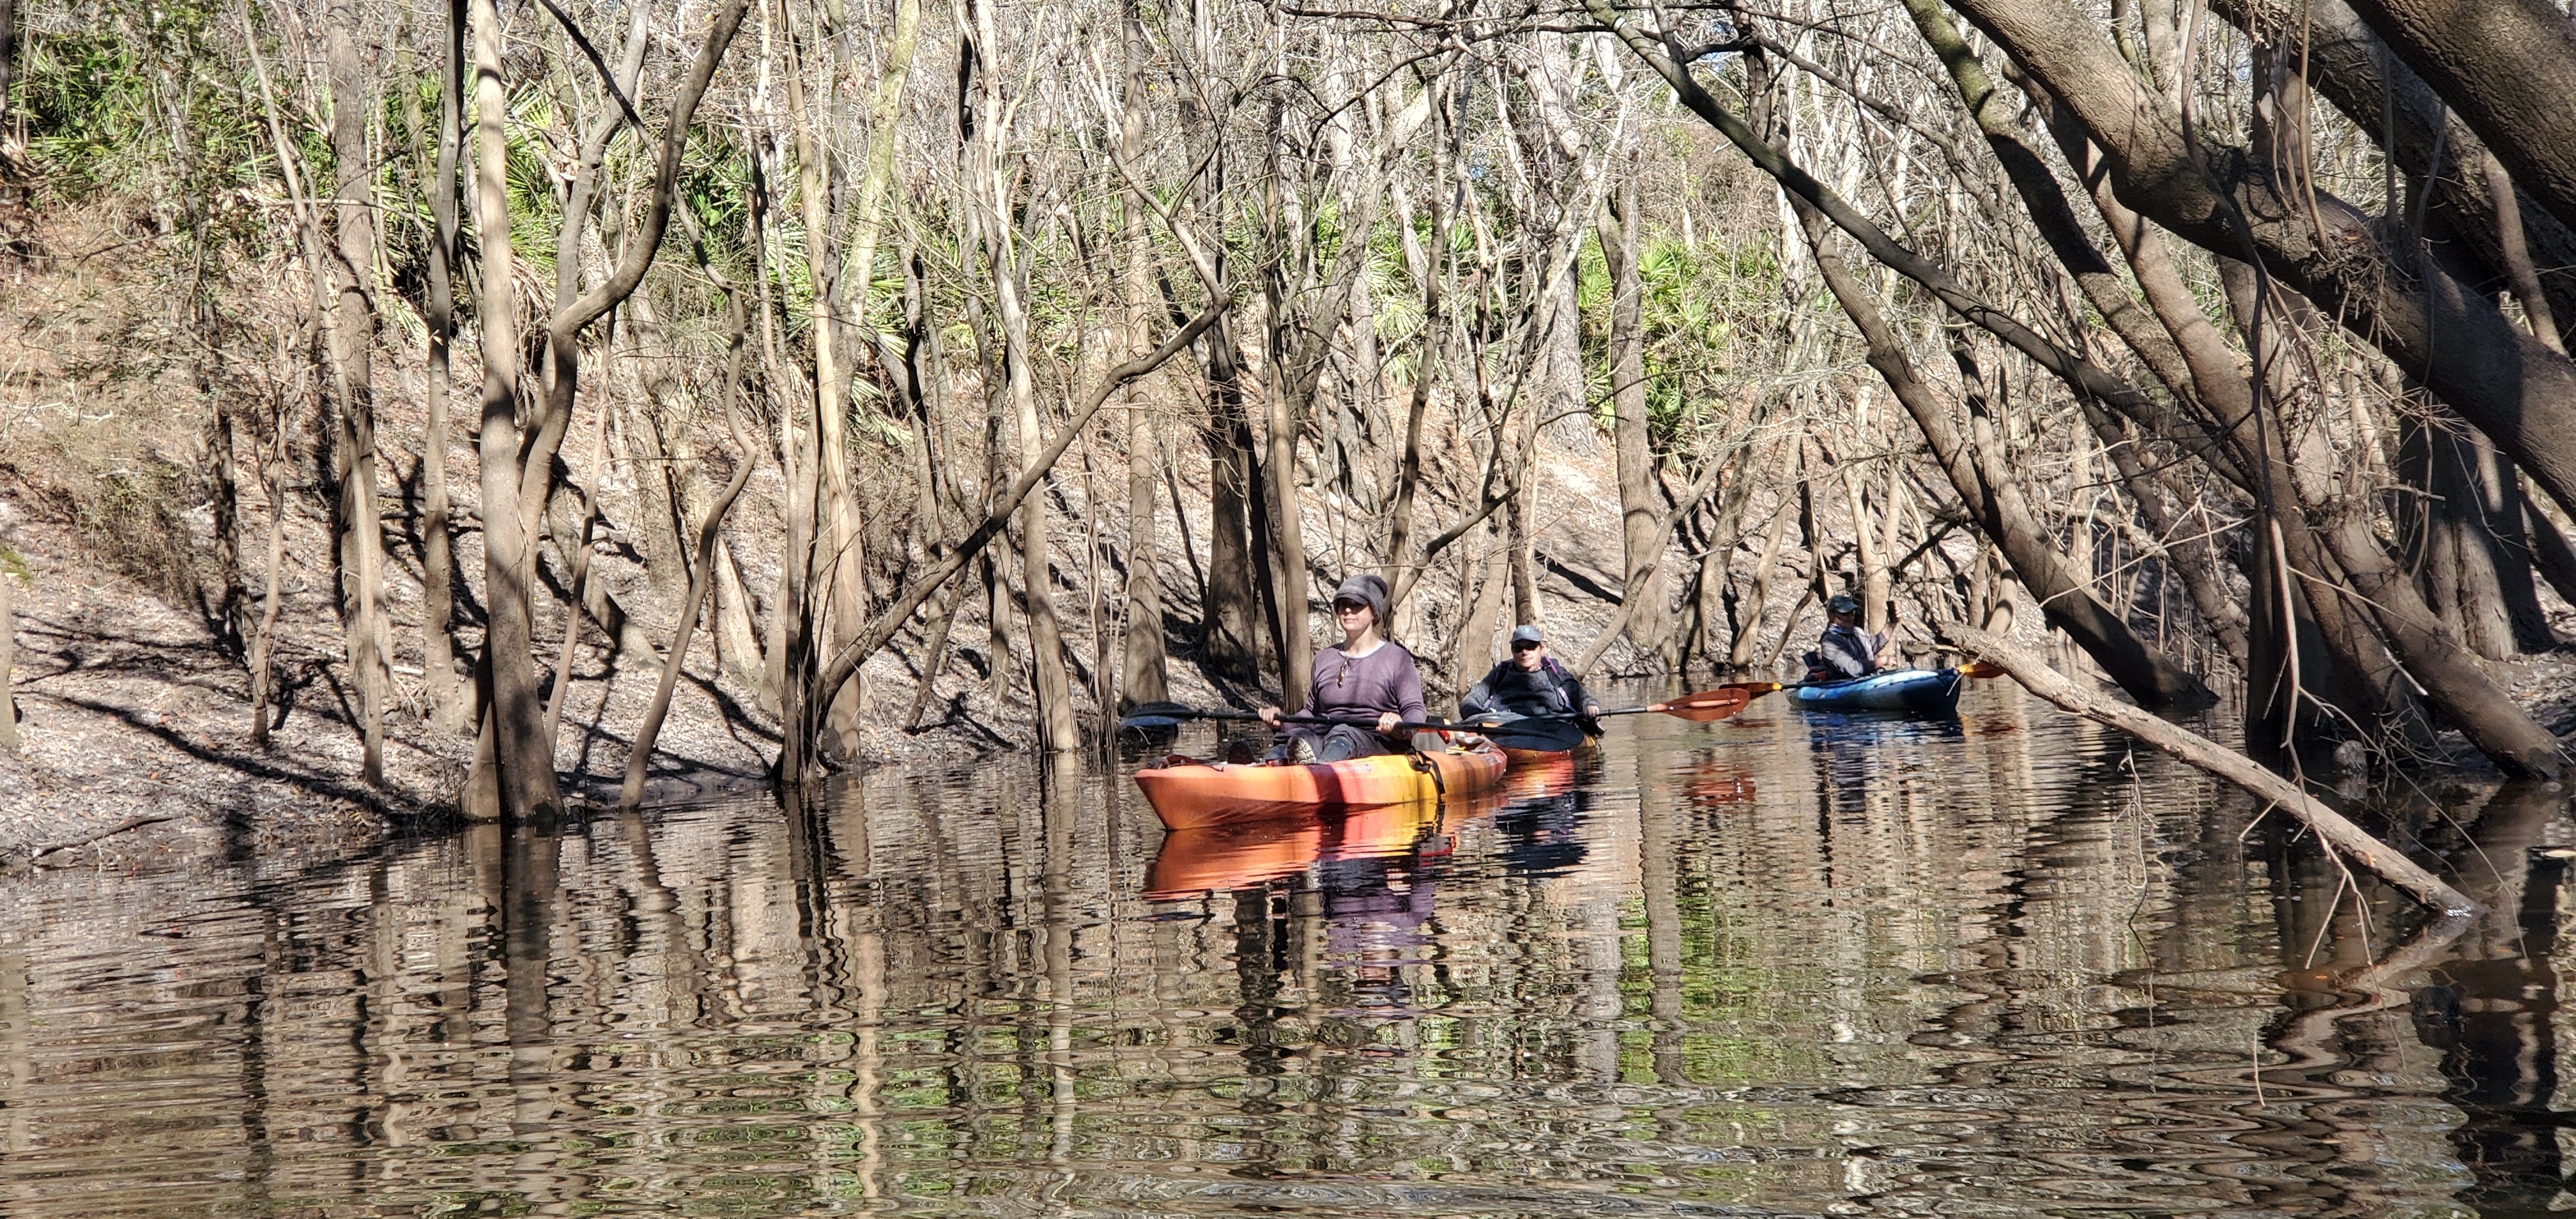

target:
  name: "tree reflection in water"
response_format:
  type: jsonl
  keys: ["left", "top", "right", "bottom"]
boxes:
{"left": 0, "top": 685, "right": 2572, "bottom": 1215}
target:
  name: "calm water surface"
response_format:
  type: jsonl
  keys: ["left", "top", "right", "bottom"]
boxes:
{"left": 3, "top": 684, "right": 2572, "bottom": 1216}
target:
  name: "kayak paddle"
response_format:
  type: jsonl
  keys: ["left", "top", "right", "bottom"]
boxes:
{"left": 1479, "top": 687, "right": 1756, "bottom": 728}
{"left": 1598, "top": 687, "right": 1756, "bottom": 722}
{"left": 1117, "top": 703, "right": 1587, "bottom": 753}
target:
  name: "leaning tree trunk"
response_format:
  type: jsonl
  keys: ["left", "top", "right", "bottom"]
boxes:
{"left": 1788, "top": 194, "right": 2214, "bottom": 709}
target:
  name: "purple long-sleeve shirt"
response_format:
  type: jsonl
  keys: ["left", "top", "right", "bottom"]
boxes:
{"left": 1305, "top": 640, "right": 1427, "bottom": 723}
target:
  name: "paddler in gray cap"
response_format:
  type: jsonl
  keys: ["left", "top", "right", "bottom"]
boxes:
{"left": 1256, "top": 572, "right": 1429, "bottom": 763}
{"left": 1805, "top": 592, "right": 1896, "bottom": 680}
{"left": 1459, "top": 624, "right": 1603, "bottom": 724}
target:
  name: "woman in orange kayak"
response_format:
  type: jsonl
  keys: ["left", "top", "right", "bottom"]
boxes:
{"left": 1255, "top": 573, "right": 1427, "bottom": 763}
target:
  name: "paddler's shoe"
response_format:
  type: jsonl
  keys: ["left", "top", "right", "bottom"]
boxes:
{"left": 1288, "top": 737, "right": 1318, "bottom": 764}
{"left": 1224, "top": 740, "right": 1257, "bottom": 766}
{"left": 1411, "top": 730, "right": 1449, "bottom": 753}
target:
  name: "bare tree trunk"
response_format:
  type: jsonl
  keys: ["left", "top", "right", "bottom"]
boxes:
{"left": 325, "top": 0, "right": 387, "bottom": 786}
{"left": 2315, "top": 502, "right": 2561, "bottom": 776}
{"left": 904, "top": 584, "right": 963, "bottom": 729}
{"left": 467, "top": 0, "right": 558, "bottom": 819}
{"left": 2526, "top": 495, "right": 2576, "bottom": 607}
{"left": 1454, "top": 532, "right": 1509, "bottom": 695}
{"left": 1381, "top": 95, "right": 1450, "bottom": 631}
{"left": 542, "top": 370, "right": 615, "bottom": 745}
{"left": 617, "top": 293, "right": 696, "bottom": 615}
{"left": 411, "top": 0, "right": 467, "bottom": 733}
{"left": 760, "top": 181, "right": 820, "bottom": 781}
{"left": 622, "top": 302, "right": 758, "bottom": 808}
{"left": 2481, "top": 152, "right": 2569, "bottom": 357}
{"left": 1602, "top": 155, "right": 1666, "bottom": 664}
{"left": 206, "top": 382, "right": 248, "bottom": 659}
{"left": 779, "top": 0, "right": 868, "bottom": 758}
{"left": 246, "top": 409, "right": 289, "bottom": 749}
{"left": 2337, "top": 0, "right": 2576, "bottom": 238}
{"left": 970, "top": 0, "right": 1078, "bottom": 752}
{"left": 2405, "top": 417, "right": 2541, "bottom": 661}
{"left": 1203, "top": 326, "right": 1262, "bottom": 681}
{"left": 1115, "top": 0, "right": 1165, "bottom": 714}
{"left": 1869, "top": 453, "right": 1908, "bottom": 631}
{"left": 0, "top": 565, "right": 17, "bottom": 753}
{"left": 1731, "top": 504, "right": 1795, "bottom": 670}
{"left": 2448, "top": 423, "right": 2554, "bottom": 655}
{"left": 1505, "top": 373, "right": 1540, "bottom": 629}
{"left": 1844, "top": 453, "right": 1885, "bottom": 632}
{"left": 1797, "top": 452, "right": 1827, "bottom": 608}
{"left": 0, "top": 0, "right": 15, "bottom": 152}
{"left": 1262, "top": 351, "right": 1312, "bottom": 710}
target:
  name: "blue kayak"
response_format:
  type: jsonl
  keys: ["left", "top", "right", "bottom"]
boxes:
{"left": 1793, "top": 668, "right": 1966, "bottom": 716}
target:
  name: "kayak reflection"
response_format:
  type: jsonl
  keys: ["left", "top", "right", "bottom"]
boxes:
{"left": 1805, "top": 709, "right": 1967, "bottom": 802}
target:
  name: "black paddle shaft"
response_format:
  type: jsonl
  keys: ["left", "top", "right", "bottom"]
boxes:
{"left": 1117, "top": 704, "right": 1582, "bottom": 751}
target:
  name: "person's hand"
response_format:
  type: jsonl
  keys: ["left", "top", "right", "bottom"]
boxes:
{"left": 1257, "top": 705, "right": 1282, "bottom": 727}
{"left": 1584, "top": 702, "right": 1603, "bottom": 718}
{"left": 1376, "top": 710, "right": 1401, "bottom": 733}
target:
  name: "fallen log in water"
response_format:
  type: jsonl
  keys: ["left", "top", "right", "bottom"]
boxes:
{"left": 1947, "top": 625, "right": 2481, "bottom": 917}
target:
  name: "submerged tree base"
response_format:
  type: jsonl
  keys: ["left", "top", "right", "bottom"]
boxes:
{"left": 1951, "top": 625, "right": 2482, "bottom": 916}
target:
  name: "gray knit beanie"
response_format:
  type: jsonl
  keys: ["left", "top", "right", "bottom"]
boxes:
{"left": 1330, "top": 572, "right": 1390, "bottom": 625}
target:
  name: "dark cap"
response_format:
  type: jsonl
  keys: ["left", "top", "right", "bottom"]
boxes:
{"left": 1827, "top": 593, "right": 1862, "bottom": 616}
{"left": 1330, "top": 572, "right": 1390, "bottom": 624}
{"left": 1509, "top": 624, "right": 1544, "bottom": 645}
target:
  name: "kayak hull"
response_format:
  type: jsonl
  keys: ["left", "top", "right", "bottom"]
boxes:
{"left": 1135, "top": 745, "right": 1507, "bottom": 830}
{"left": 1793, "top": 668, "right": 1966, "bottom": 716}
{"left": 1498, "top": 739, "right": 1592, "bottom": 767}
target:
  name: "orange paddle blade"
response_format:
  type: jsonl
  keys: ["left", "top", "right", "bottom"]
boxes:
{"left": 1654, "top": 687, "right": 1756, "bottom": 721}
{"left": 1956, "top": 659, "right": 2005, "bottom": 678}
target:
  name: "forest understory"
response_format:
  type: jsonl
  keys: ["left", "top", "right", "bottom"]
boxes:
{"left": 0, "top": 203, "right": 1742, "bottom": 858}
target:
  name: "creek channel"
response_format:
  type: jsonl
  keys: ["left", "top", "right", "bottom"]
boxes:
{"left": 0, "top": 682, "right": 2569, "bottom": 1215}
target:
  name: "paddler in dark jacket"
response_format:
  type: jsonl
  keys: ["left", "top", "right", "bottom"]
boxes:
{"left": 1460, "top": 625, "right": 1603, "bottom": 723}
{"left": 1257, "top": 573, "right": 1427, "bottom": 763}
{"left": 1805, "top": 592, "right": 1895, "bottom": 681}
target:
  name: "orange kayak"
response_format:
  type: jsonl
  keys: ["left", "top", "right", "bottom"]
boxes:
{"left": 1134, "top": 743, "right": 1506, "bottom": 830}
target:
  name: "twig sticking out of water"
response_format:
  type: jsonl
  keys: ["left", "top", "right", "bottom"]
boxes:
{"left": 1947, "top": 625, "right": 2480, "bottom": 917}
{"left": 3, "top": 814, "right": 178, "bottom": 871}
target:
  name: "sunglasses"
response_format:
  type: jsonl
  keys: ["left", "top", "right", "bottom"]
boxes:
{"left": 1512, "top": 640, "right": 1542, "bottom": 652}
